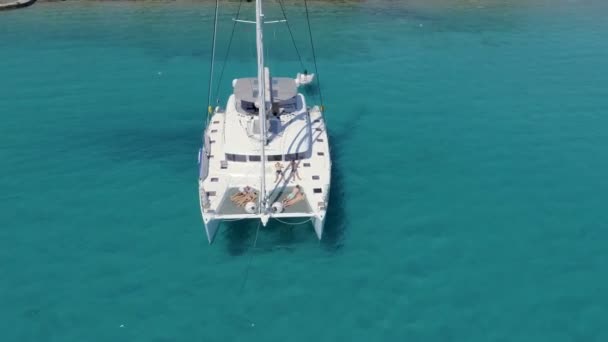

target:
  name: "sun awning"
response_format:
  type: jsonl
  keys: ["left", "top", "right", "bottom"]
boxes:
{"left": 233, "top": 77, "right": 297, "bottom": 103}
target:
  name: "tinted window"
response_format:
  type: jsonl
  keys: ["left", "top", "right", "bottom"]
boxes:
{"left": 234, "top": 154, "right": 247, "bottom": 162}
{"left": 284, "top": 153, "right": 298, "bottom": 161}
{"left": 268, "top": 155, "right": 282, "bottom": 161}
{"left": 249, "top": 155, "right": 261, "bottom": 162}
{"left": 226, "top": 153, "right": 236, "bottom": 161}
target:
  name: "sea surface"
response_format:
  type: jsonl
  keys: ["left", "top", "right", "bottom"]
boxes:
{"left": 1, "top": 0, "right": 608, "bottom": 341}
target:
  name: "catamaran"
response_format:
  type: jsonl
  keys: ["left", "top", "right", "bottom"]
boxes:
{"left": 198, "top": 0, "right": 331, "bottom": 243}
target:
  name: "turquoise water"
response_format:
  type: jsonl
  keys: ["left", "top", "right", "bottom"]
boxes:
{"left": 2, "top": 1, "right": 608, "bottom": 340}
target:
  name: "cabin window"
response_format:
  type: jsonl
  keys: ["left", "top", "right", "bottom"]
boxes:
{"left": 242, "top": 101, "right": 256, "bottom": 111}
{"left": 268, "top": 155, "right": 282, "bottom": 161}
{"left": 249, "top": 155, "right": 261, "bottom": 162}
{"left": 285, "top": 152, "right": 307, "bottom": 161}
{"left": 241, "top": 100, "right": 259, "bottom": 114}
{"left": 226, "top": 154, "right": 247, "bottom": 162}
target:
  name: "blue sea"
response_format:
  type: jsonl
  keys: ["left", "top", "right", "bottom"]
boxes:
{"left": 1, "top": 1, "right": 608, "bottom": 340}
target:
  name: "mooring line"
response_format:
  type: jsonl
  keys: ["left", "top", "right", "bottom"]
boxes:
{"left": 238, "top": 221, "right": 262, "bottom": 294}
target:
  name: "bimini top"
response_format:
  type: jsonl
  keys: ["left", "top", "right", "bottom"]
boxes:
{"left": 233, "top": 77, "right": 297, "bottom": 103}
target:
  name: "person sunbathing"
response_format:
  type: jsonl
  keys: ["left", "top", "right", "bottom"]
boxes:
{"left": 283, "top": 192, "right": 304, "bottom": 208}
{"left": 233, "top": 191, "right": 257, "bottom": 207}
{"left": 230, "top": 193, "right": 245, "bottom": 205}
{"left": 231, "top": 186, "right": 252, "bottom": 200}
{"left": 231, "top": 187, "right": 257, "bottom": 206}
{"left": 282, "top": 185, "right": 305, "bottom": 207}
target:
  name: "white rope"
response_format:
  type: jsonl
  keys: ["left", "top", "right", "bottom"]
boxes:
{"left": 273, "top": 217, "right": 314, "bottom": 225}
{"left": 239, "top": 221, "right": 262, "bottom": 293}
{"left": 223, "top": 218, "right": 246, "bottom": 222}
{"left": 215, "top": 0, "right": 244, "bottom": 103}
{"left": 206, "top": 0, "right": 220, "bottom": 123}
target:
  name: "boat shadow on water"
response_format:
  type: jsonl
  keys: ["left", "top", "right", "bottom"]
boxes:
{"left": 222, "top": 219, "right": 314, "bottom": 256}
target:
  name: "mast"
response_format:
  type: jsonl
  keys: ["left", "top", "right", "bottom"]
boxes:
{"left": 255, "top": 0, "right": 268, "bottom": 214}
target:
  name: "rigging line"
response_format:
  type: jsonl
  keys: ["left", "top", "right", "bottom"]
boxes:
{"left": 304, "top": 0, "right": 324, "bottom": 106}
{"left": 238, "top": 221, "right": 262, "bottom": 294}
{"left": 223, "top": 218, "right": 247, "bottom": 222}
{"left": 274, "top": 217, "right": 313, "bottom": 225}
{"left": 277, "top": 0, "right": 306, "bottom": 71}
{"left": 206, "top": 0, "right": 220, "bottom": 123}
{"left": 214, "top": 0, "right": 244, "bottom": 103}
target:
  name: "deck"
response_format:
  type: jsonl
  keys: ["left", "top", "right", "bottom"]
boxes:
{"left": 199, "top": 101, "right": 330, "bottom": 218}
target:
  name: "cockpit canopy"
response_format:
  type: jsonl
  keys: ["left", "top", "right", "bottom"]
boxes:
{"left": 233, "top": 77, "right": 299, "bottom": 115}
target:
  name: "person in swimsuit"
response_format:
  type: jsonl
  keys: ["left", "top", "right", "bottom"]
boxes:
{"left": 231, "top": 187, "right": 257, "bottom": 207}
{"left": 274, "top": 162, "right": 284, "bottom": 183}
{"left": 282, "top": 185, "right": 304, "bottom": 207}
{"left": 289, "top": 160, "right": 302, "bottom": 182}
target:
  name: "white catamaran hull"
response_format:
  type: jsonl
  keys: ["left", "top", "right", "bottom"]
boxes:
{"left": 198, "top": 0, "right": 330, "bottom": 245}
{"left": 313, "top": 216, "right": 325, "bottom": 240}
{"left": 203, "top": 218, "right": 221, "bottom": 244}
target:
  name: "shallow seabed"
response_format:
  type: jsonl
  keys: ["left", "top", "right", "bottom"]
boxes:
{"left": 1, "top": 0, "right": 608, "bottom": 341}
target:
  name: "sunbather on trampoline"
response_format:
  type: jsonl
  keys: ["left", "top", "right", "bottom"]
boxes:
{"left": 231, "top": 186, "right": 249, "bottom": 201}
{"left": 231, "top": 187, "right": 257, "bottom": 206}
{"left": 234, "top": 192, "right": 257, "bottom": 207}
{"left": 282, "top": 185, "right": 304, "bottom": 207}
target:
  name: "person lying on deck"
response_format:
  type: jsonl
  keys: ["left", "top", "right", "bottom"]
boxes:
{"left": 230, "top": 187, "right": 257, "bottom": 207}
{"left": 232, "top": 192, "right": 257, "bottom": 207}
{"left": 282, "top": 185, "right": 305, "bottom": 208}
{"left": 231, "top": 186, "right": 251, "bottom": 199}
